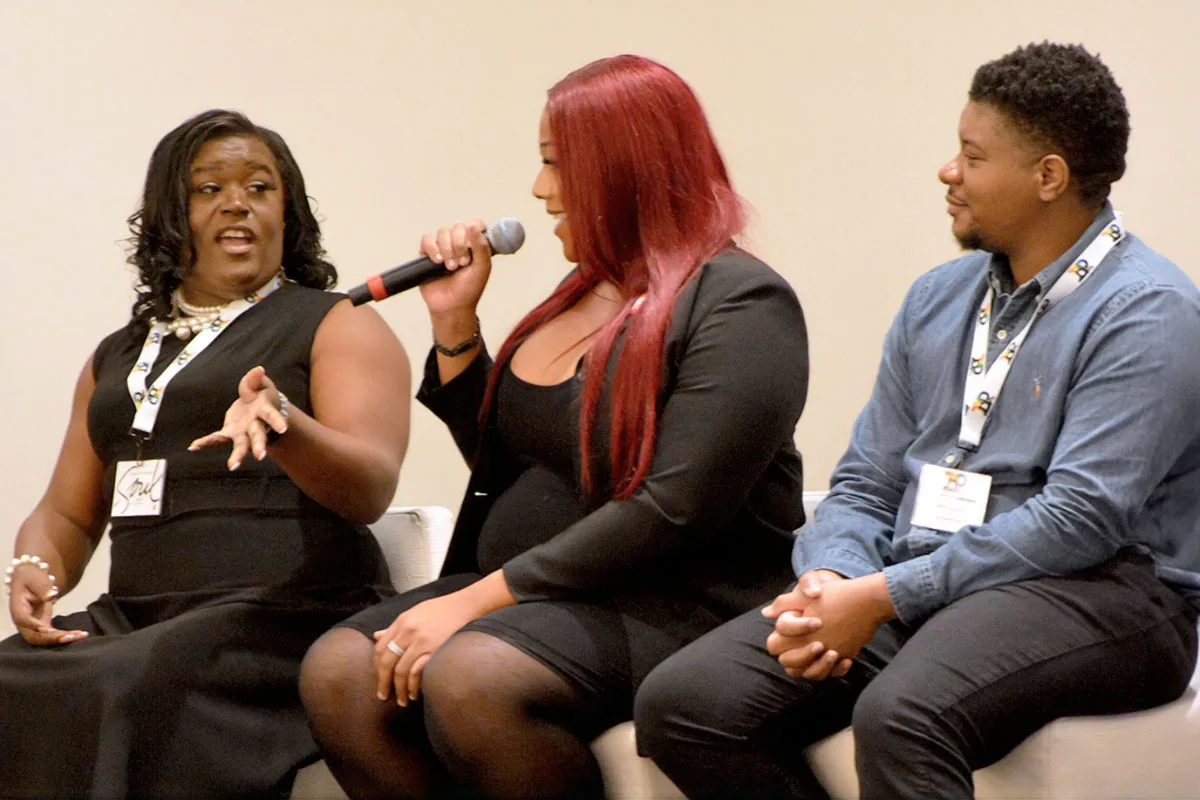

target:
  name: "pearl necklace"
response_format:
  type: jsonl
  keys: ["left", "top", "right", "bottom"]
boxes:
{"left": 166, "top": 288, "right": 225, "bottom": 340}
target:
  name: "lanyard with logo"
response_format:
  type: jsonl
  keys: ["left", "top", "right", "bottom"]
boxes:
{"left": 958, "top": 213, "right": 1125, "bottom": 450}
{"left": 113, "top": 274, "right": 281, "bottom": 517}
{"left": 910, "top": 214, "right": 1125, "bottom": 534}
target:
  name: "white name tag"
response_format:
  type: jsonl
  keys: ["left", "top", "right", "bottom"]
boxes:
{"left": 910, "top": 464, "right": 991, "bottom": 533}
{"left": 112, "top": 459, "right": 167, "bottom": 517}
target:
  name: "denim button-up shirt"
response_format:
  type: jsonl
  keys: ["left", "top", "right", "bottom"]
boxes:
{"left": 795, "top": 206, "right": 1200, "bottom": 624}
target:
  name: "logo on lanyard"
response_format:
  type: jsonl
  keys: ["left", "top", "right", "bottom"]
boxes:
{"left": 1067, "top": 258, "right": 1091, "bottom": 281}
{"left": 969, "top": 391, "right": 993, "bottom": 415}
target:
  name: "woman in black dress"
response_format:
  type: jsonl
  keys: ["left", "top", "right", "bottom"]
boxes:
{"left": 0, "top": 109, "right": 410, "bottom": 798}
{"left": 301, "top": 54, "right": 809, "bottom": 799}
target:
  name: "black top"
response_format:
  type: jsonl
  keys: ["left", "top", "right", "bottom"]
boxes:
{"left": 420, "top": 249, "right": 808, "bottom": 618}
{"left": 89, "top": 284, "right": 390, "bottom": 604}
{"left": 0, "top": 284, "right": 392, "bottom": 798}
{"left": 477, "top": 362, "right": 588, "bottom": 572}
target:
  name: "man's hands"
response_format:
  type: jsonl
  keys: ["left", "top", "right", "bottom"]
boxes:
{"left": 763, "top": 570, "right": 895, "bottom": 681}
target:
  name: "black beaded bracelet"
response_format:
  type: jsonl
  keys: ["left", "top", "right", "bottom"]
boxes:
{"left": 434, "top": 318, "right": 481, "bottom": 357}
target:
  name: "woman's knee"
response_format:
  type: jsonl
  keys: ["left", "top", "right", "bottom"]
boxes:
{"left": 299, "top": 626, "right": 375, "bottom": 715}
{"left": 423, "top": 631, "right": 559, "bottom": 716}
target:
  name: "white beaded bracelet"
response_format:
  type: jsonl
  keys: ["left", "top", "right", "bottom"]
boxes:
{"left": 4, "top": 555, "right": 59, "bottom": 597}
{"left": 277, "top": 391, "right": 291, "bottom": 425}
{"left": 266, "top": 392, "right": 291, "bottom": 446}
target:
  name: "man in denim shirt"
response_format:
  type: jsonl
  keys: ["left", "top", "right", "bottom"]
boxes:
{"left": 636, "top": 43, "right": 1200, "bottom": 799}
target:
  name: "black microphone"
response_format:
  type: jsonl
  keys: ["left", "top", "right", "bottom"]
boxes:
{"left": 347, "top": 218, "right": 526, "bottom": 306}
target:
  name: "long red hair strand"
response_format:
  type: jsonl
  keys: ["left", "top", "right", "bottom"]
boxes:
{"left": 484, "top": 55, "right": 744, "bottom": 500}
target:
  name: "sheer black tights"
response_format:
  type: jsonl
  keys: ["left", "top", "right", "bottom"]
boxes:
{"left": 300, "top": 628, "right": 605, "bottom": 800}
{"left": 300, "top": 627, "right": 448, "bottom": 799}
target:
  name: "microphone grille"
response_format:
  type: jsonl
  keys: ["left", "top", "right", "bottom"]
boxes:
{"left": 486, "top": 218, "right": 526, "bottom": 256}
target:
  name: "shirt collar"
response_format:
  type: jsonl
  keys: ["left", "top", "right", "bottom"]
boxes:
{"left": 986, "top": 202, "right": 1117, "bottom": 297}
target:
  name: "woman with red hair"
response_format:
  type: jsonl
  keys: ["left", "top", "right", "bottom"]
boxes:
{"left": 301, "top": 54, "right": 808, "bottom": 799}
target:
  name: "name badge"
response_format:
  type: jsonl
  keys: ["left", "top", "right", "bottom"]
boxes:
{"left": 112, "top": 459, "right": 167, "bottom": 517}
{"left": 910, "top": 464, "right": 991, "bottom": 533}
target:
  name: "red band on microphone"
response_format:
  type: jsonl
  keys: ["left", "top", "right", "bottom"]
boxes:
{"left": 367, "top": 275, "right": 388, "bottom": 302}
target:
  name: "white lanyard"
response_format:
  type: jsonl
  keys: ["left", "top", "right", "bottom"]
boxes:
{"left": 126, "top": 274, "right": 282, "bottom": 438}
{"left": 959, "top": 213, "right": 1125, "bottom": 449}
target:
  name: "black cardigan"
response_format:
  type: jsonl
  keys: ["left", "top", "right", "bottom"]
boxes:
{"left": 417, "top": 250, "right": 808, "bottom": 618}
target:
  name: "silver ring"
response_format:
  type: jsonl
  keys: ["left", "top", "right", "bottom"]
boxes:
{"left": 386, "top": 641, "right": 405, "bottom": 657}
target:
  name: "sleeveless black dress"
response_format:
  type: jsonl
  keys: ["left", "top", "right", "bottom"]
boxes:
{"left": 0, "top": 285, "right": 393, "bottom": 799}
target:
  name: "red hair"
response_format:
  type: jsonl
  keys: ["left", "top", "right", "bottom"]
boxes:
{"left": 484, "top": 55, "right": 744, "bottom": 500}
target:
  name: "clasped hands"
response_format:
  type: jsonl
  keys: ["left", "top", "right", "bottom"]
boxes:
{"left": 763, "top": 570, "right": 895, "bottom": 681}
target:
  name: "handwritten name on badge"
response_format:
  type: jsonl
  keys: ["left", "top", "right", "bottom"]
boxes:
{"left": 112, "top": 459, "right": 167, "bottom": 517}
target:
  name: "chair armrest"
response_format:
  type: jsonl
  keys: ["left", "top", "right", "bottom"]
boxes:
{"left": 368, "top": 505, "right": 455, "bottom": 593}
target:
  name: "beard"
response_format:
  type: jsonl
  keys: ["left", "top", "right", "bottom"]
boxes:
{"left": 954, "top": 226, "right": 998, "bottom": 254}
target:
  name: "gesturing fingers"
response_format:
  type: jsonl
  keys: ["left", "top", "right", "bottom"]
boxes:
{"left": 187, "top": 430, "right": 231, "bottom": 451}
{"left": 226, "top": 421, "right": 253, "bottom": 471}
{"left": 190, "top": 366, "right": 286, "bottom": 468}
{"left": 238, "top": 365, "right": 270, "bottom": 401}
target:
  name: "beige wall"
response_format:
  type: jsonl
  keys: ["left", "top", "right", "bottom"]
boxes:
{"left": 2, "top": 0, "right": 1197, "bottom": 637}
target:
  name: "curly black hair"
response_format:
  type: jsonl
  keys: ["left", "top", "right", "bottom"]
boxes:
{"left": 125, "top": 109, "right": 336, "bottom": 332}
{"left": 970, "top": 42, "right": 1129, "bottom": 206}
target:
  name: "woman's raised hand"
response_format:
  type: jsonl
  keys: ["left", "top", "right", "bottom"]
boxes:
{"left": 189, "top": 365, "right": 289, "bottom": 470}
{"left": 417, "top": 220, "right": 493, "bottom": 320}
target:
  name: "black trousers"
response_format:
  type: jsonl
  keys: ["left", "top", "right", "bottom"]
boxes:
{"left": 634, "top": 550, "right": 1198, "bottom": 799}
